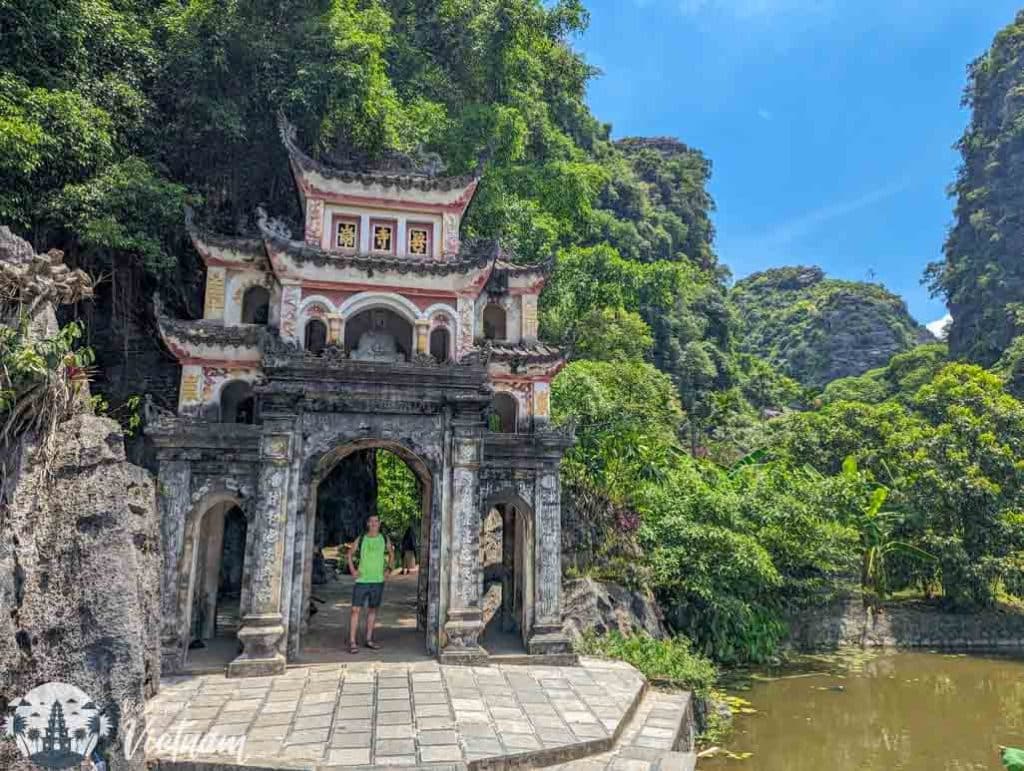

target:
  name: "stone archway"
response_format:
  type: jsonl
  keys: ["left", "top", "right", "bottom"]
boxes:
{"left": 480, "top": 492, "right": 536, "bottom": 653}
{"left": 295, "top": 438, "right": 436, "bottom": 660}
{"left": 176, "top": 490, "right": 255, "bottom": 668}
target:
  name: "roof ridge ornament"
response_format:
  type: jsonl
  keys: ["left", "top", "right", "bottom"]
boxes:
{"left": 276, "top": 112, "right": 479, "bottom": 193}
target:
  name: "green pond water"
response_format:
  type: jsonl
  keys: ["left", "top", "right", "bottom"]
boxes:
{"left": 703, "top": 650, "right": 1024, "bottom": 771}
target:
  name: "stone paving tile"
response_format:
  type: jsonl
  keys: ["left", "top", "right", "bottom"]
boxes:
{"left": 330, "top": 731, "right": 372, "bottom": 748}
{"left": 375, "top": 756, "right": 418, "bottom": 766}
{"left": 416, "top": 716, "right": 455, "bottom": 730}
{"left": 328, "top": 747, "right": 371, "bottom": 765}
{"left": 419, "top": 744, "right": 463, "bottom": 762}
{"left": 147, "top": 659, "right": 647, "bottom": 770}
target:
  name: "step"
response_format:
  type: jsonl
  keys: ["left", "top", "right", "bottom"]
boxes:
{"left": 547, "top": 688, "right": 695, "bottom": 771}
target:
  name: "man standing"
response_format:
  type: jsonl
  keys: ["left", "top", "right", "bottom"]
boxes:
{"left": 347, "top": 514, "right": 394, "bottom": 654}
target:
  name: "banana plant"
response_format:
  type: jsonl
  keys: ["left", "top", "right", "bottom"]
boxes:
{"left": 842, "top": 456, "right": 935, "bottom": 608}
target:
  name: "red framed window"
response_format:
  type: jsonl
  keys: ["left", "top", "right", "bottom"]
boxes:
{"left": 407, "top": 222, "right": 433, "bottom": 257}
{"left": 369, "top": 218, "right": 397, "bottom": 255}
{"left": 332, "top": 215, "right": 359, "bottom": 252}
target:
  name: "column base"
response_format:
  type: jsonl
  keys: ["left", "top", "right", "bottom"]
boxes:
{"left": 441, "top": 609, "right": 487, "bottom": 666}
{"left": 528, "top": 625, "right": 576, "bottom": 663}
{"left": 227, "top": 612, "right": 286, "bottom": 678}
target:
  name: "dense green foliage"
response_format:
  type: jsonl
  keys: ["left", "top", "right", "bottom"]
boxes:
{"left": 576, "top": 631, "right": 717, "bottom": 695}
{"left": 7, "top": 0, "right": 1024, "bottom": 672}
{"left": 731, "top": 266, "right": 929, "bottom": 389}
{"left": 375, "top": 450, "right": 420, "bottom": 539}
{"left": 932, "top": 9, "right": 1024, "bottom": 366}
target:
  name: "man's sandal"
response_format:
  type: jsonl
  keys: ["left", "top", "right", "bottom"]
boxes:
{"left": 349, "top": 643, "right": 359, "bottom": 654}
{"left": 366, "top": 640, "right": 380, "bottom": 650}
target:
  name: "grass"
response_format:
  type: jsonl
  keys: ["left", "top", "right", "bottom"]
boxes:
{"left": 575, "top": 631, "right": 717, "bottom": 696}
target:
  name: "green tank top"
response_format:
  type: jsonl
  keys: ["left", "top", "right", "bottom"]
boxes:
{"left": 356, "top": 534, "right": 386, "bottom": 584}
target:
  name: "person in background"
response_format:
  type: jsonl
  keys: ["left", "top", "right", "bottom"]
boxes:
{"left": 347, "top": 514, "right": 393, "bottom": 654}
{"left": 400, "top": 522, "right": 418, "bottom": 574}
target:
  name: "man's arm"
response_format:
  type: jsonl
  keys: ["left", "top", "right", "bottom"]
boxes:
{"left": 386, "top": 538, "right": 395, "bottom": 570}
{"left": 348, "top": 537, "right": 360, "bottom": 578}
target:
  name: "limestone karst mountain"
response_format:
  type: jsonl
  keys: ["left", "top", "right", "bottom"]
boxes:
{"left": 730, "top": 265, "right": 933, "bottom": 389}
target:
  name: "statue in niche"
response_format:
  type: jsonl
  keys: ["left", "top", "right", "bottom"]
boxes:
{"left": 352, "top": 309, "right": 405, "bottom": 362}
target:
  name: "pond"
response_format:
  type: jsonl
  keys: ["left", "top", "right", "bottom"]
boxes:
{"left": 703, "top": 650, "right": 1024, "bottom": 770}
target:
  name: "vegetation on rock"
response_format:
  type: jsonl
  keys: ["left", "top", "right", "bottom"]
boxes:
{"left": 730, "top": 266, "right": 931, "bottom": 389}
{"left": 6, "top": 0, "right": 1024, "bottom": 673}
{"left": 931, "top": 9, "right": 1024, "bottom": 367}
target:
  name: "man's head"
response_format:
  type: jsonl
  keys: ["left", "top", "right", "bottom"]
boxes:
{"left": 366, "top": 515, "right": 381, "bottom": 536}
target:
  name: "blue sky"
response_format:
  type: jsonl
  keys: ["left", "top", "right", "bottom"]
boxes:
{"left": 576, "top": 0, "right": 1020, "bottom": 326}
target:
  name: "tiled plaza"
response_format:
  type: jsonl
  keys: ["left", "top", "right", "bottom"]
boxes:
{"left": 146, "top": 658, "right": 653, "bottom": 769}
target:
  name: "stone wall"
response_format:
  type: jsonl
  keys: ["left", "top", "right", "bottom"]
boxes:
{"left": 785, "top": 596, "right": 1024, "bottom": 651}
{"left": 0, "top": 414, "right": 162, "bottom": 770}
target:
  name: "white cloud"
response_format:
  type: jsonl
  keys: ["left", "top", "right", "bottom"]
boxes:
{"left": 757, "top": 108, "right": 773, "bottom": 121}
{"left": 926, "top": 313, "right": 952, "bottom": 340}
{"left": 759, "top": 182, "right": 909, "bottom": 250}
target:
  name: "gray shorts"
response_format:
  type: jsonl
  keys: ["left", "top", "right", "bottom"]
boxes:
{"left": 352, "top": 582, "right": 384, "bottom": 608}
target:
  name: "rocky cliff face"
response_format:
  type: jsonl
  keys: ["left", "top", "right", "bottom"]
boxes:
{"left": 730, "top": 266, "right": 932, "bottom": 388}
{"left": 562, "top": 578, "right": 667, "bottom": 641}
{"left": 0, "top": 414, "right": 161, "bottom": 770}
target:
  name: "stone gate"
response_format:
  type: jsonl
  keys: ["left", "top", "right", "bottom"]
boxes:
{"left": 147, "top": 117, "right": 574, "bottom": 677}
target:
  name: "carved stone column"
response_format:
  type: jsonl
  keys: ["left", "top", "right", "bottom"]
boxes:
{"left": 327, "top": 314, "right": 344, "bottom": 346}
{"left": 227, "top": 428, "right": 292, "bottom": 677}
{"left": 440, "top": 419, "right": 488, "bottom": 665}
{"left": 415, "top": 319, "right": 430, "bottom": 355}
{"left": 157, "top": 460, "right": 190, "bottom": 672}
{"left": 528, "top": 466, "right": 574, "bottom": 660}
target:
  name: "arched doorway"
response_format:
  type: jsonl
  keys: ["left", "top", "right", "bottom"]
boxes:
{"left": 483, "top": 304, "right": 506, "bottom": 341}
{"left": 345, "top": 308, "right": 413, "bottom": 362}
{"left": 491, "top": 392, "right": 518, "bottom": 433}
{"left": 241, "top": 286, "right": 270, "bottom": 324}
{"left": 480, "top": 497, "right": 534, "bottom": 656}
{"left": 183, "top": 499, "right": 250, "bottom": 669}
{"left": 429, "top": 327, "right": 450, "bottom": 362}
{"left": 220, "top": 380, "right": 256, "bottom": 424}
{"left": 304, "top": 318, "right": 328, "bottom": 355}
{"left": 297, "top": 439, "right": 434, "bottom": 662}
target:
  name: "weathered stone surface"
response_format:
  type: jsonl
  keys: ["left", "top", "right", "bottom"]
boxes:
{"left": 785, "top": 595, "right": 1024, "bottom": 650}
{"left": 0, "top": 414, "right": 161, "bottom": 770}
{"left": 562, "top": 578, "right": 667, "bottom": 641}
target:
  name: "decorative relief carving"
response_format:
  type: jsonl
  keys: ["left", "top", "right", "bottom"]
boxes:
{"left": 304, "top": 199, "right": 324, "bottom": 246}
{"left": 457, "top": 296, "right": 474, "bottom": 356}
{"left": 180, "top": 371, "right": 201, "bottom": 403}
{"left": 280, "top": 285, "right": 301, "bottom": 341}
{"left": 443, "top": 212, "right": 460, "bottom": 255}
{"left": 262, "top": 434, "right": 291, "bottom": 462}
{"left": 533, "top": 383, "right": 550, "bottom": 419}
{"left": 521, "top": 294, "right": 538, "bottom": 340}
{"left": 204, "top": 267, "right": 226, "bottom": 319}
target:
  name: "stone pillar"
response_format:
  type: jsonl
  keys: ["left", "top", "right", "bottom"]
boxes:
{"left": 440, "top": 420, "right": 488, "bottom": 665}
{"left": 521, "top": 294, "right": 538, "bottom": 342}
{"left": 528, "top": 467, "right": 574, "bottom": 660}
{"left": 228, "top": 429, "right": 292, "bottom": 677}
{"left": 157, "top": 460, "right": 191, "bottom": 672}
{"left": 279, "top": 283, "right": 302, "bottom": 344}
{"left": 327, "top": 314, "right": 344, "bottom": 346}
{"left": 415, "top": 319, "right": 430, "bottom": 355}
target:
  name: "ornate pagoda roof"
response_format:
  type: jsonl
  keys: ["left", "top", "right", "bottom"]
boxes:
{"left": 485, "top": 341, "right": 563, "bottom": 364}
{"left": 155, "top": 296, "right": 261, "bottom": 363}
{"left": 256, "top": 207, "right": 500, "bottom": 278}
{"left": 185, "top": 208, "right": 269, "bottom": 270}
{"left": 279, "top": 115, "right": 479, "bottom": 207}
